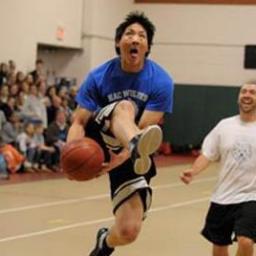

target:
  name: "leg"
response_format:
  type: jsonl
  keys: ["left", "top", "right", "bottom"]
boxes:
{"left": 213, "top": 244, "right": 229, "bottom": 256}
{"left": 110, "top": 100, "right": 162, "bottom": 174}
{"left": 89, "top": 192, "right": 144, "bottom": 255}
{"left": 95, "top": 100, "right": 162, "bottom": 174}
{"left": 107, "top": 192, "right": 143, "bottom": 246}
{"left": 236, "top": 236, "right": 254, "bottom": 256}
{"left": 110, "top": 100, "right": 140, "bottom": 148}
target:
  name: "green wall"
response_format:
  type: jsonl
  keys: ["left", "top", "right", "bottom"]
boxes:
{"left": 163, "top": 84, "right": 240, "bottom": 150}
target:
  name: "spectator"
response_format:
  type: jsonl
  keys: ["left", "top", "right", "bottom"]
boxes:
{"left": 67, "top": 85, "right": 78, "bottom": 110}
{"left": 45, "top": 110, "right": 69, "bottom": 169}
{"left": 8, "top": 60, "right": 16, "bottom": 76}
{"left": 16, "top": 122, "right": 38, "bottom": 170}
{"left": 0, "top": 62, "right": 9, "bottom": 86}
{"left": 16, "top": 71, "right": 25, "bottom": 86}
{"left": 21, "top": 84, "right": 47, "bottom": 128}
{"left": 0, "top": 109, "right": 6, "bottom": 130}
{"left": 24, "top": 74, "right": 34, "bottom": 86}
{"left": 0, "top": 84, "right": 9, "bottom": 103}
{"left": 1, "top": 112, "right": 22, "bottom": 146}
{"left": 33, "top": 123, "right": 55, "bottom": 172}
{"left": 47, "top": 95, "right": 62, "bottom": 125}
{"left": 61, "top": 97, "right": 72, "bottom": 124}
{"left": 9, "top": 84, "right": 19, "bottom": 97}
{"left": 45, "top": 85, "right": 57, "bottom": 103}
{"left": 30, "top": 59, "right": 45, "bottom": 84}
{"left": 0, "top": 96, "right": 17, "bottom": 119}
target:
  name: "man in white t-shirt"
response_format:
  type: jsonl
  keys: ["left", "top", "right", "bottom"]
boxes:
{"left": 180, "top": 81, "right": 256, "bottom": 256}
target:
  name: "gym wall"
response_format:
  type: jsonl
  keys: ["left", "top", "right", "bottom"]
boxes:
{"left": 163, "top": 84, "right": 240, "bottom": 150}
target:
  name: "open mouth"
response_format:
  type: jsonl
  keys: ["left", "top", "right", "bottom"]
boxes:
{"left": 241, "top": 99, "right": 252, "bottom": 105}
{"left": 129, "top": 48, "right": 138, "bottom": 58}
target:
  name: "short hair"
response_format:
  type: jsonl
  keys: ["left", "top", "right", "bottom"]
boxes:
{"left": 36, "top": 59, "right": 43, "bottom": 65}
{"left": 115, "top": 11, "right": 156, "bottom": 57}
{"left": 244, "top": 80, "right": 256, "bottom": 85}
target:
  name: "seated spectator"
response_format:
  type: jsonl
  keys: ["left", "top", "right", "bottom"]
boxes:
{"left": 0, "top": 84, "right": 9, "bottom": 104}
{"left": 21, "top": 84, "right": 47, "bottom": 128}
{"left": 24, "top": 74, "right": 34, "bottom": 86}
{"left": 33, "top": 123, "right": 56, "bottom": 172}
{"left": 16, "top": 122, "right": 39, "bottom": 171}
{"left": 0, "top": 109, "right": 6, "bottom": 130}
{"left": 0, "top": 96, "right": 17, "bottom": 119}
{"left": 16, "top": 71, "right": 25, "bottom": 86}
{"left": 45, "top": 85, "right": 57, "bottom": 103}
{"left": 45, "top": 109, "right": 69, "bottom": 169}
{"left": 9, "top": 83, "right": 19, "bottom": 98}
{"left": 0, "top": 62, "right": 9, "bottom": 86}
{"left": 47, "top": 95, "right": 62, "bottom": 125}
{"left": 67, "top": 85, "right": 78, "bottom": 110}
{"left": 1, "top": 112, "right": 22, "bottom": 146}
{"left": 61, "top": 97, "right": 72, "bottom": 125}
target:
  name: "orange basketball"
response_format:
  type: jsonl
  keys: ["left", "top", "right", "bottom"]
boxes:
{"left": 61, "top": 138, "right": 105, "bottom": 181}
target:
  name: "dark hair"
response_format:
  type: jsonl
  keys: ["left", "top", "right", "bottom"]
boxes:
{"left": 36, "top": 59, "right": 43, "bottom": 65}
{"left": 115, "top": 11, "right": 155, "bottom": 57}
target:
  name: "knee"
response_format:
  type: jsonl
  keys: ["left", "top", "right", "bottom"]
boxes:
{"left": 115, "top": 100, "right": 135, "bottom": 115}
{"left": 237, "top": 236, "right": 253, "bottom": 250}
{"left": 117, "top": 223, "right": 141, "bottom": 244}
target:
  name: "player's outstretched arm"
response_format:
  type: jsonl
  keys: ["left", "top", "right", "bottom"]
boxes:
{"left": 180, "top": 154, "right": 211, "bottom": 185}
{"left": 67, "top": 107, "right": 93, "bottom": 143}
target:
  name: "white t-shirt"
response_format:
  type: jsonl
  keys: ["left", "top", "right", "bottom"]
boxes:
{"left": 202, "top": 115, "right": 256, "bottom": 204}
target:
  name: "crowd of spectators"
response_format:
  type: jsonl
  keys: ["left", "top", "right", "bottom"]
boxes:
{"left": 0, "top": 59, "right": 78, "bottom": 179}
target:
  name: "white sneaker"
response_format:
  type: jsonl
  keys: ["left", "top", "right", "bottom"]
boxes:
{"left": 130, "top": 125, "right": 163, "bottom": 175}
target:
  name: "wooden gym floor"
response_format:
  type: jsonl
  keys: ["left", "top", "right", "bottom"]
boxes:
{"left": 0, "top": 155, "right": 240, "bottom": 256}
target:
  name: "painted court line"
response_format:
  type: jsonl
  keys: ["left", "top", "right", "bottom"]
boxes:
{"left": 0, "top": 194, "right": 108, "bottom": 214}
{"left": 0, "top": 177, "right": 216, "bottom": 215}
{"left": 0, "top": 196, "right": 209, "bottom": 243}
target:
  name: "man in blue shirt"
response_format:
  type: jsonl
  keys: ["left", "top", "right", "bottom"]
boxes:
{"left": 67, "top": 11, "right": 174, "bottom": 255}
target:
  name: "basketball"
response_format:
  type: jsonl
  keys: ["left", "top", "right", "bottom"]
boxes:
{"left": 61, "top": 137, "right": 105, "bottom": 181}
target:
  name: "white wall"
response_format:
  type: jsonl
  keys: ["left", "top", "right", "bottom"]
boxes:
{"left": 1, "top": 0, "right": 256, "bottom": 86}
{"left": 80, "top": 0, "right": 256, "bottom": 86}
{"left": 0, "top": 0, "right": 83, "bottom": 72}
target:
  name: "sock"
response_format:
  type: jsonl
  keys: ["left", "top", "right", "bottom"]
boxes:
{"left": 128, "top": 135, "right": 139, "bottom": 153}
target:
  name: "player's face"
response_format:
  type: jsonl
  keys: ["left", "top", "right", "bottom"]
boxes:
{"left": 238, "top": 83, "right": 256, "bottom": 114}
{"left": 116, "top": 23, "right": 149, "bottom": 72}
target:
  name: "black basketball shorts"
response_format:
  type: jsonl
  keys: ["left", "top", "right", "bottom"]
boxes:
{"left": 201, "top": 201, "right": 256, "bottom": 246}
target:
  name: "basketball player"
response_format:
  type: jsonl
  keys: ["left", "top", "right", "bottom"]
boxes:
{"left": 67, "top": 11, "right": 174, "bottom": 255}
{"left": 180, "top": 82, "right": 256, "bottom": 256}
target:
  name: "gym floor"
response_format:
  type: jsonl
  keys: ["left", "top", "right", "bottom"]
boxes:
{"left": 0, "top": 155, "right": 238, "bottom": 256}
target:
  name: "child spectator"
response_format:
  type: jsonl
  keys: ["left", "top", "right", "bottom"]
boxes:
{"left": 33, "top": 123, "right": 55, "bottom": 172}
{"left": 16, "top": 122, "right": 38, "bottom": 170}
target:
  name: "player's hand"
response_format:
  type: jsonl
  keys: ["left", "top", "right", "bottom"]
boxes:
{"left": 180, "top": 169, "right": 194, "bottom": 184}
{"left": 96, "top": 149, "right": 130, "bottom": 177}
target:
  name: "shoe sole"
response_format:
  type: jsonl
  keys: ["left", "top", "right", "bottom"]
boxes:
{"left": 134, "top": 125, "right": 163, "bottom": 175}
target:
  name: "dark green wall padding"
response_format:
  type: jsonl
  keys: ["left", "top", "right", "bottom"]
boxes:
{"left": 163, "top": 84, "right": 240, "bottom": 149}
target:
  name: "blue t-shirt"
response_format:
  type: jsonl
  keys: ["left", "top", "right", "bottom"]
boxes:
{"left": 76, "top": 57, "right": 174, "bottom": 119}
